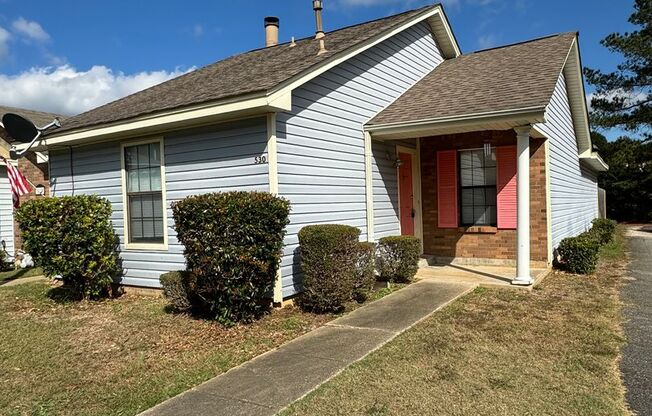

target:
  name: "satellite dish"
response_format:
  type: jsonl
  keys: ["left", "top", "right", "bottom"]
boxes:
{"left": 1, "top": 113, "right": 39, "bottom": 143}
{"left": 0, "top": 112, "right": 61, "bottom": 158}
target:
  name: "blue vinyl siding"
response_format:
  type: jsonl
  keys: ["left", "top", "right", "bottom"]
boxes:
{"left": 49, "top": 117, "right": 268, "bottom": 287}
{"left": 276, "top": 22, "right": 444, "bottom": 297}
{"left": 536, "top": 73, "right": 598, "bottom": 249}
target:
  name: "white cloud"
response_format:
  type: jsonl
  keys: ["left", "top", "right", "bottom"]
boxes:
{"left": 0, "top": 65, "right": 192, "bottom": 115}
{"left": 477, "top": 34, "right": 498, "bottom": 49}
{"left": 0, "top": 26, "right": 10, "bottom": 61}
{"left": 11, "top": 17, "right": 50, "bottom": 42}
{"left": 192, "top": 24, "right": 204, "bottom": 37}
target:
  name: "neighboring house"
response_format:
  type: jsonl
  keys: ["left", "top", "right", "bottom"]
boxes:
{"left": 20, "top": 4, "right": 606, "bottom": 301}
{"left": 0, "top": 105, "right": 61, "bottom": 258}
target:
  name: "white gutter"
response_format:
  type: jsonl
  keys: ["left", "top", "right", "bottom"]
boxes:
{"left": 365, "top": 106, "right": 547, "bottom": 137}
{"left": 18, "top": 92, "right": 292, "bottom": 151}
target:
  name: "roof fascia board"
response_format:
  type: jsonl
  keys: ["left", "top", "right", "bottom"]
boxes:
{"left": 21, "top": 92, "right": 292, "bottom": 149}
{"left": 267, "top": 6, "right": 459, "bottom": 104}
{"left": 562, "top": 37, "right": 593, "bottom": 154}
{"left": 365, "top": 106, "right": 547, "bottom": 137}
{"left": 425, "top": 5, "right": 461, "bottom": 58}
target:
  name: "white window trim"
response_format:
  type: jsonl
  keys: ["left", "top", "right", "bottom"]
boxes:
{"left": 120, "top": 137, "right": 169, "bottom": 251}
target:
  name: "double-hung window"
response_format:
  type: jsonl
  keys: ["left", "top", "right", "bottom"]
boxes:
{"left": 459, "top": 149, "right": 497, "bottom": 226}
{"left": 124, "top": 142, "right": 165, "bottom": 245}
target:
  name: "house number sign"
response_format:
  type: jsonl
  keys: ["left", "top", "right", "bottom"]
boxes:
{"left": 254, "top": 155, "right": 267, "bottom": 164}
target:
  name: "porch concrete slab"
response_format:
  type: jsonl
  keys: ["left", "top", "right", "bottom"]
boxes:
{"left": 416, "top": 264, "right": 550, "bottom": 289}
{"left": 140, "top": 279, "right": 474, "bottom": 416}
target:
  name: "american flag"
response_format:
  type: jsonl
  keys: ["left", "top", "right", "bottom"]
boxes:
{"left": 1, "top": 157, "right": 31, "bottom": 208}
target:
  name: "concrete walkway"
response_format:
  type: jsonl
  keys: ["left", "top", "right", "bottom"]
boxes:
{"left": 621, "top": 225, "right": 652, "bottom": 415}
{"left": 0, "top": 275, "right": 47, "bottom": 287}
{"left": 140, "top": 280, "right": 475, "bottom": 416}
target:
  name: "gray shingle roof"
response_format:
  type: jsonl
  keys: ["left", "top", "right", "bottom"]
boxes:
{"left": 368, "top": 32, "right": 576, "bottom": 126}
{"left": 54, "top": 5, "right": 437, "bottom": 135}
{"left": 0, "top": 105, "right": 66, "bottom": 143}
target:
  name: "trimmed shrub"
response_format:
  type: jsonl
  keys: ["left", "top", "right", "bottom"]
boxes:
{"left": 352, "top": 242, "right": 376, "bottom": 303}
{"left": 557, "top": 233, "right": 600, "bottom": 274}
{"left": 377, "top": 236, "right": 421, "bottom": 283}
{"left": 160, "top": 271, "right": 196, "bottom": 312}
{"left": 15, "top": 195, "right": 121, "bottom": 299}
{"left": 172, "top": 191, "right": 290, "bottom": 324}
{"left": 589, "top": 218, "right": 617, "bottom": 245}
{"left": 297, "top": 224, "right": 360, "bottom": 313}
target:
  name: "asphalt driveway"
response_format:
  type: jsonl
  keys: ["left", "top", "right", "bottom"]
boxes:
{"left": 621, "top": 225, "right": 652, "bottom": 415}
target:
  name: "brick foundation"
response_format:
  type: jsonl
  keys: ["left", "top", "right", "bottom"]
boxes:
{"left": 420, "top": 130, "right": 548, "bottom": 264}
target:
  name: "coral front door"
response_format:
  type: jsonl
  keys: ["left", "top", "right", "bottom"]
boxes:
{"left": 398, "top": 152, "right": 415, "bottom": 236}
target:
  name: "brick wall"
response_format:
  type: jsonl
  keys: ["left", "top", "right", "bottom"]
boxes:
{"left": 420, "top": 130, "right": 548, "bottom": 263}
{"left": 14, "top": 152, "right": 49, "bottom": 249}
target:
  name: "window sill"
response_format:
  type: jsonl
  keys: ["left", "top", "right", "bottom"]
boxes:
{"left": 124, "top": 243, "right": 168, "bottom": 251}
{"left": 460, "top": 226, "right": 498, "bottom": 234}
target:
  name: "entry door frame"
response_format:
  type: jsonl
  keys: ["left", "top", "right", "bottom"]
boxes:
{"left": 396, "top": 143, "right": 423, "bottom": 252}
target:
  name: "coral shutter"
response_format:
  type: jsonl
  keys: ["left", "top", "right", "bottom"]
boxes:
{"left": 496, "top": 146, "right": 517, "bottom": 229}
{"left": 437, "top": 150, "right": 458, "bottom": 228}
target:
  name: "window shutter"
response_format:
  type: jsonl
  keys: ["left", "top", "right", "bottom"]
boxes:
{"left": 437, "top": 150, "right": 458, "bottom": 228}
{"left": 496, "top": 145, "right": 517, "bottom": 229}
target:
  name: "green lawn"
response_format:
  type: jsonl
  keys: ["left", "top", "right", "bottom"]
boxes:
{"left": 282, "top": 230, "right": 630, "bottom": 416}
{"left": 0, "top": 277, "right": 404, "bottom": 416}
{"left": 0, "top": 267, "right": 44, "bottom": 283}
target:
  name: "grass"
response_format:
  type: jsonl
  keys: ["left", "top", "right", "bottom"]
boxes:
{"left": 0, "top": 267, "right": 44, "bottom": 283}
{"left": 0, "top": 279, "right": 403, "bottom": 416}
{"left": 282, "top": 228, "right": 630, "bottom": 416}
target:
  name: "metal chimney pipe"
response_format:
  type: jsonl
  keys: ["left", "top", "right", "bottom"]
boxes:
{"left": 264, "top": 17, "right": 280, "bottom": 47}
{"left": 313, "top": 0, "right": 324, "bottom": 39}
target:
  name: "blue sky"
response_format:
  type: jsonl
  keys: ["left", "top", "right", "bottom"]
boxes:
{"left": 0, "top": 0, "right": 637, "bottom": 138}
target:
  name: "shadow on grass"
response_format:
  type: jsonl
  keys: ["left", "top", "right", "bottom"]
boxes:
{"left": 46, "top": 286, "right": 84, "bottom": 304}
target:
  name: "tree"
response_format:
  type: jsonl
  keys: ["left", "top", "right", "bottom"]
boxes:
{"left": 592, "top": 131, "right": 652, "bottom": 221}
{"left": 584, "top": 0, "right": 651, "bottom": 139}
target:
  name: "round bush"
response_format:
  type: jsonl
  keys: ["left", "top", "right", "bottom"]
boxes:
{"left": 297, "top": 224, "right": 360, "bottom": 313}
{"left": 377, "top": 236, "right": 421, "bottom": 283}
{"left": 15, "top": 195, "right": 121, "bottom": 299}
{"left": 352, "top": 242, "right": 376, "bottom": 303}
{"left": 172, "top": 191, "right": 290, "bottom": 324}
{"left": 557, "top": 233, "right": 600, "bottom": 274}
{"left": 160, "top": 271, "right": 196, "bottom": 312}
{"left": 589, "top": 218, "right": 617, "bottom": 245}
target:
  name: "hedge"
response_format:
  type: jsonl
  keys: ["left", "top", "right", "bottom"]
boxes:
{"left": 352, "top": 242, "right": 376, "bottom": 303}
{"left": 556, "top": 218, "right": 617, "bottom": 275}
{"left": 377, "top": 236, "right": 421, "bottom": 282}
{"left": 15, "top": 195, "right": 121, "bottom": 299}
{"left": 557, "top": 234, "right": 601, "bottom": 274}
{"left": 171, "top": 191, "right": 290, "bottom": 324}
{"left": 589, "top": 218, "right": 617, "bottom": 245}
{"left": 160, "top": 271, "right": 196, "bottom": 312}
{"left": 297, "top": 224, "right": 360, "bottom": 313}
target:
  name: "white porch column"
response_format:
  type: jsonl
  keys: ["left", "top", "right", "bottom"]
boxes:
{"left": 513, "top": 125, "right": 533, "bottom": 285}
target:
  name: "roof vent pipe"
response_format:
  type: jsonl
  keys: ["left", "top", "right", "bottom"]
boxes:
{"left": 264, "top": 17, "right": 279, "bottom": 47}
{"left": 313, "top": 0, "right": 324, "bottom": 39}
{"left": 313, "top": 0, "right": 327, "bottom": 54}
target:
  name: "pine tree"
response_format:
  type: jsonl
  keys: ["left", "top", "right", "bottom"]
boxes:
{"left": 584, "top": 0, "right": 651, "bottom": 139}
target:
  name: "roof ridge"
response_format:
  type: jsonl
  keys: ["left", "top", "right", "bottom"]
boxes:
{"left": 0, "top": 104, "right": 65, "bottom": 118}
{"left": 466, "top": 31, "right": 577, "bottom": 56}
{"left": 56, "top": 4, "right": 439, "bottom": 124}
